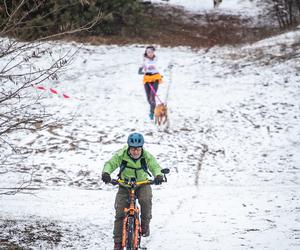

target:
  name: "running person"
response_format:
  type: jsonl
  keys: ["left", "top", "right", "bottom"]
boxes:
{"left": 138, "top": 46, "right": 163, "bottom": 120}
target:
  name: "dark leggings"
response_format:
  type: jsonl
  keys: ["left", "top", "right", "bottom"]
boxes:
{"left": 144, "top": 81, "right": 159, "bottom": 114}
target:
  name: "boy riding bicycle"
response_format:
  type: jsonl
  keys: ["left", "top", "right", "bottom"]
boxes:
{"left": 102, "top": 132, "right": 164, "bottom": 250}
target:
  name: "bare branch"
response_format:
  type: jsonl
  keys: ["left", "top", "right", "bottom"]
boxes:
{"left": 37, "top": 11, "right": 104, "bottom": 42}
{"left": 0, "top": 167, "right": 36, "bottom": 195}
{"left": 0, "top": 0, "right": 103, "bottom": 196}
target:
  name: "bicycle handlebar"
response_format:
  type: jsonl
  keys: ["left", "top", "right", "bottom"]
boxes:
{"left": 109, "top": 168, "right": 170, "bottom": 187}
{"left": 110, "top": 179, "right": 158, "bottom": 186}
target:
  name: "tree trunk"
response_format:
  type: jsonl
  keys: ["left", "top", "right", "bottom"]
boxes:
{"left": 273, "top": 0, "right": 285, "bottom": 27}
{"left": 297, "top": 0, "right": 300, "bottom": 12}
{"left": 287, "top": 0, "right": 294, "bottom": 24}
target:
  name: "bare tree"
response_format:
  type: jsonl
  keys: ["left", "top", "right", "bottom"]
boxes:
{"left": 0, "top": 0, "right": 102, "bottom": 195}
{"left": 272, "top": 0, "right": 300, "bottom": 28}
{"left": 213, "top": 0, "right": 222, "bottom": 8}
{"left": 297, "top": 0, "right": 300, "bottom": 12}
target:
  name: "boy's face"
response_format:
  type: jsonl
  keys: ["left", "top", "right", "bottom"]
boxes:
{"left": 129, "top": 147, "right": 142, "bottom": 159}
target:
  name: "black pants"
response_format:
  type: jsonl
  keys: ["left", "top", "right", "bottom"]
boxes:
{"left": 144, "top": 81, "right": 159, "bottom": 114}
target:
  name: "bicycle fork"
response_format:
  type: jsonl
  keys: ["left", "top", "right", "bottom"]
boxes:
{"left": 122, "top": 190, "right": 142, "bottom": 249}
{"left": 134, "top": 208, "right": 141, "bottom": 248}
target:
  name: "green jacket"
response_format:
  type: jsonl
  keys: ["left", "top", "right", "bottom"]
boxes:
{"left": 103, "top": 146, "right": 162, "bottom": 181}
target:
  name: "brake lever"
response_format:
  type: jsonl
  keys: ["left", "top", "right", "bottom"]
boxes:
{"left": 163, "top": 173, "right": 167, "bottom": 182}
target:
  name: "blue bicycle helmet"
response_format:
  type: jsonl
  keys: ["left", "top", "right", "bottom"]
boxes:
{"left": 127, "top": 133, "right": 144, "bottom": 148}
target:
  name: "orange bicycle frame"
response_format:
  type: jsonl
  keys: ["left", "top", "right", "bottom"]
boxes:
{"left": 119, "top": 180, "right": 150, "bottom": 249}
{"left": 111, "top": 169, "right": 169, "bottom": 249}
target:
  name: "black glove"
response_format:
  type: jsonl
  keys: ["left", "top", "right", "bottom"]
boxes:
{"left": 102, "top": 172, "right": 111, "bottom": 184}
{"left": 154, "top": 175, "right": 164, "bottom": 185}
{"left": 138, "top": 67, "right": 144, "bottom": 75}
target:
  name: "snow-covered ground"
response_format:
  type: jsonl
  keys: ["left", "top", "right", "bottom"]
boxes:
{"left": 148, "top": 0, "right": 261, "bottom": 16}
{"left": 1, "top": 29, "right": 300, "bottom": 249}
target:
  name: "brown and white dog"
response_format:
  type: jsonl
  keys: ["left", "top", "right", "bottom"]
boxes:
{"left": 154, "top": 103, "right": 168, "bottom": 126}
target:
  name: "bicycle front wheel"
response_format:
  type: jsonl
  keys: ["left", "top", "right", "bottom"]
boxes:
{"left": 126, "top": 216, "right": 135, "bottom": 250}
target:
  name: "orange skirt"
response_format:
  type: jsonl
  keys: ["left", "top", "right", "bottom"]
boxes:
{"left": 143, "top": 73, "right": 162, "bottom": 84}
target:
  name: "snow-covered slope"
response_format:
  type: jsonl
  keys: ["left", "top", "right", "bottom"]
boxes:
{"left": 148, "top": 0, "right": 261, "bottom": 16}
{"left": 0, "top": 30, "right": 300, "bottom": 249}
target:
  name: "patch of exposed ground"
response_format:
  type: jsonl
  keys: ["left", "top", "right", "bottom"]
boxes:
{"left": 66, "top": 3, "right": 284, "bottom": 48}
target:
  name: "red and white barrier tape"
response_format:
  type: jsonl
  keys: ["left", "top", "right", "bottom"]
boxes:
{"left": 32, "top": 84, "right": 80, "bottom": 100}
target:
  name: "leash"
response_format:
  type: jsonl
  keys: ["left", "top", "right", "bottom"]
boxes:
{"left": 164, "top": 62, "right": 173, "bottom": 105}
{"left": 148, "top": 62, "right": 173, "bottom": 105}
{"left": 149, "top": 83, "right": 163, "bottom": 104}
